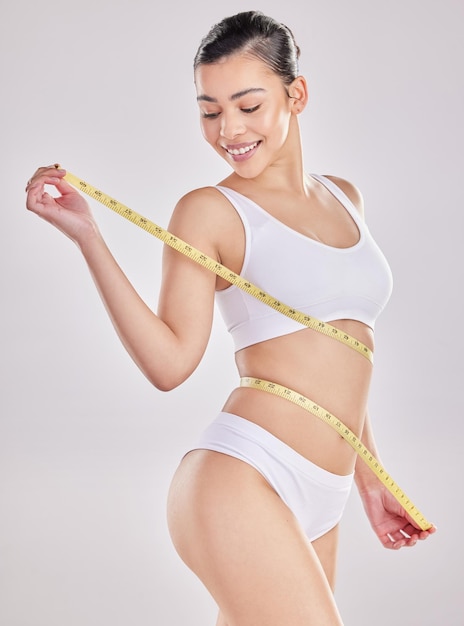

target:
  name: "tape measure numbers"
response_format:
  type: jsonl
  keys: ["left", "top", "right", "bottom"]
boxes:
{"left": 240, "top": 377, "right": 432, "bottom": 531}
{"left": 63, "top": 170, "right": 432, "bottom": 532}
{"left": 64, "top": 171, "right": 373, "bottom": 363}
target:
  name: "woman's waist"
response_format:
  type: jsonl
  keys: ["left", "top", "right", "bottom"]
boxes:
{"left": 222, "top": 379, "right": 368, "bottom": 475}
{"left": 223, "top": 377, "right": 369, "bottom": 435}
{"left": 235, "top": 325, "right": 374, "bottom": 383}
{"left": 235, "top": 346, "right": 372, "bottom": 417}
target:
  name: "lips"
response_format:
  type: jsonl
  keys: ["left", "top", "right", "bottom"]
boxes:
{"left": 222, "top": 141, "right": 261, "bottom": 163}
{"left": 223, "top": 141, "right": 260, "bottom": 156}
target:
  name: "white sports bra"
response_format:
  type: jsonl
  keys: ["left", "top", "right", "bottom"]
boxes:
{"left": 215, "top": 174, "right": 393, "bottom": 352}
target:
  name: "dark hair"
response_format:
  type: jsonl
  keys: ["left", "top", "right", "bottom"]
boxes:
{"left": 194, "top": 11, "right": 301, "bottom": 86}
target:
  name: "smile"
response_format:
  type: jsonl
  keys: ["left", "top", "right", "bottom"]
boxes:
{"left": 224, "top": 141, "right": 260, "bottom": 156}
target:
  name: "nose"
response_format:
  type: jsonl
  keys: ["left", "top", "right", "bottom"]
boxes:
{"left": 220, "top": 111, "right": 246, "bottom": 140}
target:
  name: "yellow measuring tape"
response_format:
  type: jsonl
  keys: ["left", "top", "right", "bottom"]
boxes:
{"left": 63, "top": 170, "right": 432, "bottom": 531}
{"left": 64, "top": 171, "right": 372, "bottom": 363}
{"left": 240, "top": 377, "right": 432, "bottom": 531}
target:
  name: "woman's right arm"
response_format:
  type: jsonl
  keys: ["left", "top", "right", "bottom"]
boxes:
{"left": 25, "top": 166, "right": 219, "bottom": 391}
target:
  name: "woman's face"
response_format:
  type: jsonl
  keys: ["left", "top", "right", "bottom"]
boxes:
{"left": 194, "top": 54, "right": 298, "bottom": 179}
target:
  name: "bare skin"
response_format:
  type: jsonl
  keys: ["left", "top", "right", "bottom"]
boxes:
{"left": 26, "top": 52, "right": 435, "bottom": 625}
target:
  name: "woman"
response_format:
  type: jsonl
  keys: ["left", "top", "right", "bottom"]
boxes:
{"left": 25, "top": 11, "right": 435, "bottom": 626}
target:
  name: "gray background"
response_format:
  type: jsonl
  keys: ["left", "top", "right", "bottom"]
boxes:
{"left": 2, "top": 0, "right": 462, "bottom": 624}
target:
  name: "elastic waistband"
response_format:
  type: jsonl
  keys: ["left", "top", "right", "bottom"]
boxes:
{"left": 205, "top": 412, "right": 354, "bottom": 488}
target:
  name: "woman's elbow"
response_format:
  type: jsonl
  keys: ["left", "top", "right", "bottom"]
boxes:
{"left": 152, "top": 377, "right": 183, "bottom": 393}
{"left": 135, "top": 335, "right": 204, "bottom": 392}
{"left": 144, "top": 361, "right": 195, "bottom": 392}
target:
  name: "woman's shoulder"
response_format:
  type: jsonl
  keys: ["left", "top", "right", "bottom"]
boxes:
{"left": 167, "top": 185, "right": 241, "bottom": 243}
{"left": 322, "top": 174, "right": 365, "bottom": 217}
{"left": 175, "top": 184, "right": 224, "bottom": 208}
{"left": 171, "top": 185, "right": 229, "bottom": 220}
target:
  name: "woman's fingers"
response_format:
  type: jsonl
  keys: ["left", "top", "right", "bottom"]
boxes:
{"left": 383, "top": 521, "right": 436, "bottom": 550}
{"left": 25, "top": 164, "right": 66, "bottom": 192}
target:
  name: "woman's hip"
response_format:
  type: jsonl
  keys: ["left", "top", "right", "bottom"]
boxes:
{"left": 172, "top": 412, "right": 353, "bottom": 543}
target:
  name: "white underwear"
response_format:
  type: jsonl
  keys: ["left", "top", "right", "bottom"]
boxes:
{"left": 189, "top": 412, "right": 353, "bottom": 542}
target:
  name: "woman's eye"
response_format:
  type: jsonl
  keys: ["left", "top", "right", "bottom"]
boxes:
{"left": 201, "top": 104, "right": 260, "bottom": 119}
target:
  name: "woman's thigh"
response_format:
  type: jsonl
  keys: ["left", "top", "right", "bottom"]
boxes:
{"left": 167, "top": 450, "right": 343, "bottom": 626}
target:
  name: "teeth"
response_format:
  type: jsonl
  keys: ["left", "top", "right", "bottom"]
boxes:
{"left": 227, "top": 142, "right": 258, "bottom": 156}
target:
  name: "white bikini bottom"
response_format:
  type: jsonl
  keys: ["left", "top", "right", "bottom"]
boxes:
{"left": 188, "top": 411, "right": 353, "bottom": 542}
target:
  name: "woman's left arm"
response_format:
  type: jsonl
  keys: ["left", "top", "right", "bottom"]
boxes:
{"left": 355, "top": 412, "right": 436, "bottom": 549}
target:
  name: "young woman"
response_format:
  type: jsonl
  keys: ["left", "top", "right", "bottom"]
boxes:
{"left": 25, "top": 11, "right": 435, "bottom": 626}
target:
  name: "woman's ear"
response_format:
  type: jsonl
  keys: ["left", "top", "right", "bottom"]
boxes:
{"left": 288, "top": 75, "right": 309, "bottom": 114}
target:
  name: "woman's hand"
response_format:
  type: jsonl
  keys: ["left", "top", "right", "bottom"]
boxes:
{"left": 359, "top": 485, "right": 437, "bottom": 550}
{"left": 25, "top": 165, "right": 98, "bottom": 245}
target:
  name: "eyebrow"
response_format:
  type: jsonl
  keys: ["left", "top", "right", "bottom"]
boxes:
{"left": 196, "top": 87, "right": 267, "bottom": 103}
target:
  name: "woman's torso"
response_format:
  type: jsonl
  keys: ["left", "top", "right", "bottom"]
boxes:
{"left": 212, "top": 173, "right": 392, "bottom": 475}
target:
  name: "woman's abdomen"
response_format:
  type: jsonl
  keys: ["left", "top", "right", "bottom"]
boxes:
{"left": 223, "top": 321, "right": 374, "bottom": 475}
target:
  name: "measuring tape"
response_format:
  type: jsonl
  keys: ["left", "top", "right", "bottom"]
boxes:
{"left": 63, "top": 170, "right": 432, "bottom": 531}
{"left": 64, "top": 171, "right": 373, "bottom": 363}
{"left": 240, "top": 377, "right": 432, "bottom": 531}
